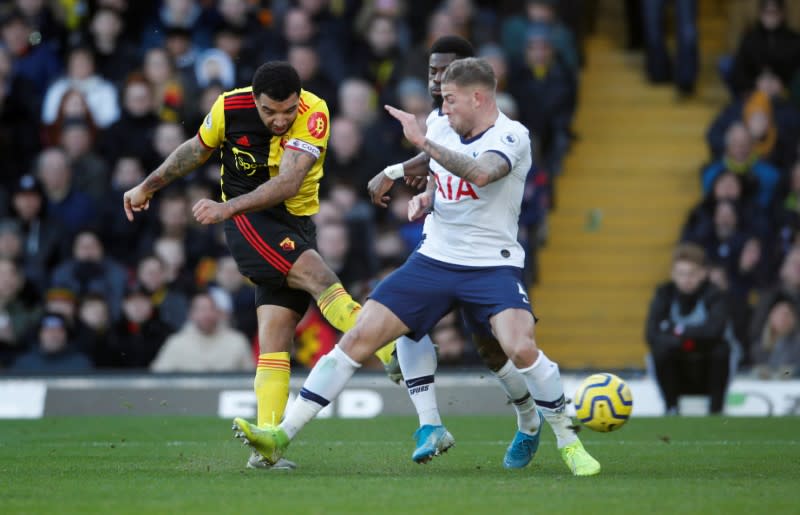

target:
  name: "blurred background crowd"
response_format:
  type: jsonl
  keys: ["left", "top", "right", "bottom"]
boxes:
{"left": 0, "top": 0, "right": 798, "bottom": 383}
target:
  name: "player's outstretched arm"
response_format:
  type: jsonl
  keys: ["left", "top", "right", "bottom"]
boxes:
{"left": 195, "top": 148, "right": 316, "bottom": 224}
{"left": 123, "top": 136, "right": 214, "bottom": 221}
{"left": 384, "top": 105, "right": 509, "bottom": 187}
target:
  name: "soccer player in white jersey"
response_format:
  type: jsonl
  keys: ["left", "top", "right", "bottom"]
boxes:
{"left": 233, "top": 57, "right": 601, "bottom": 476}
{"left": 368, "top": 35, "right": 557, "bottom": 470}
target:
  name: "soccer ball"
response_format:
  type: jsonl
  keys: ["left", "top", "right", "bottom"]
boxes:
{"left": 573, "top": 373, "right": 633, "bottom": 432}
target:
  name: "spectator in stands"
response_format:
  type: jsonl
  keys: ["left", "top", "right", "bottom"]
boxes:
{"left": 478, "top": 43, "right": 510, "bottom": 92}
{"left": 645, "top": 243, "right": 732, "bottom": 414}
{"left": 0, "top": 219, "right": 24, "bottom": 263}
{"left": 186, "top": 83, "right": 225, "bottom": 137}
{"left": 441, "top": 0, "right": 497, "bottom": 49}
{"left": 338, "top": 78, "right": 378, "bottom": 129}
{"left": 108, "top": 282, "right": 172, "bottom": 368}
{"left": 288, "top": 44, "right": 337, "bottom": 114}
{"left": 750, "top": 246, "right": 800, "bottom": 353}
{"left": 0, "top": 8, "right": 61, "bottom": 97}
{"left": 316, "top": 221, "right": 358, "bottom": 291}
{"left": 14, "top": 0, "right": 65, "bottom": 48}
{"left": 216, "top": 0, "right": 274, "bottom": 63}
{"left": 100, "top": 156, "right": 150, "bottom": 267}
{"left": 324, "top": 116, "right": 376, "bottom": 196}
{"left": 691, "top": 200, "right": 766, "bottom": 301}
{"left": 135, "top": 254, "right": 190, "bottom": 332}
{"left": 0, "top": 258, "right": 42, "bottom": 366}
{"left": 43, "top": 87, "right": 97, "bottom": 148}
{"left": 352, "top": 14, "right": 404, "bottom": 104}
{"left": 8, "top": 174, "right": 67, "bottom": 291}
{"left": 509, "top": 24, "right": 576, "bottom": 176}
{"left": 35, "top": 147, "right": 97, "bottom": 237}
{"left": 151, "top": 122, "right": 187, "bottom": 167}
{"left": 731, "top": 0, "right": 800, "bottom": 97}
{"left": 76, "top": 292, "right": 113, "bottom": 367}
{"left": 365, "top": 77, "right": 430, "bottom": 169}
{"left": 11, "top": 312, "right": 92, "bottom": 372}
{"left": 706, "top": 86, "right": 800, "bottom": 171}
{"left": 0, "top": 46, "right": 40, "bottom": 186}
{"left": 142, "top": 47, "right": 188, "bottom": 123}
{"left": 59, "top": 118, "right": 109, "bottom": 204}
{"left": 150, "top": 292, "right": 254, "bottom": 372}
{"left": 328, "top": 180, "right": 380, "bottom": 279}
{"left": 701, "top": 123, "right": 780, "bottom": 210}
{"left": 140, "top": 0, "right": 215, "bottom": 53}
{"left": 99, "top": 75, "right": 161, "bottom": 170}
{"left": 501, "top": 0, "right": 580, "bottom": 73}
{"left": 213, "top": 22, "right": 258, "bottom": 88}
{"left": 266, "top": 7, "right": 348, "bottom": 85}
{"left": 41, "top": 45, "right": 120, "bottom": 129}
{"left": 773, "top": 161, "right": 800, "bottom": 263}
{"left": 139, "top": 189, "right": 221, "bottom": 272}
{"left": 153, "top": 236, "right": 194, "bottom": 295}
{"left": 399, "top": 9, "right": 455, "bottom": 81}
{"left": 51, "top": 230, "right": 127, "bottom": 320}
{"left": 194, "top": 48, "right": 236, "bottom": 90}
{"left": 752, "top": 300, "right": 800, "bottom": 378}
{"left": 88, "top": 7, "right": 139, "bottom": 86}
{"left": 641, "top": 0, "right": 699, "bottom": 96}
{"left": 207, "top": 255, "right": 257, "bottom": 339}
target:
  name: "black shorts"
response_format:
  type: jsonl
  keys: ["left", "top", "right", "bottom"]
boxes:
{"left": 224, "top": 209, "right": 316, "bottom": 315}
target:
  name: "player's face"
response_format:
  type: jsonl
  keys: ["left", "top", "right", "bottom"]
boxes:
{"left": 429, "top": 52, "right": 457, "bottom": 106}
{"left": 254, "top": 92, "right": 300, "bottom": 136}
{"left": 440, "top": 82, "right": 475, "bottom": 137}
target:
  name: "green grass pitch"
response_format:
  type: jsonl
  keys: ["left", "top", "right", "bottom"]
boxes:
{"left": 1, "top": 416, "right": 797, "bottom": 514}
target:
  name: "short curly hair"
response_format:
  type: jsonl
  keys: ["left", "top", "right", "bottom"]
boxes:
{"left": 252, "top": 61, "right": 301, "bottom": 101}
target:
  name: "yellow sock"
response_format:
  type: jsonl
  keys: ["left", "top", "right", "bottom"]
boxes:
{"left": 317, "top": 282, "right": 396, "bottom": 364}
{"left": 254, "top": 352, "right": 290, "bottom": 427}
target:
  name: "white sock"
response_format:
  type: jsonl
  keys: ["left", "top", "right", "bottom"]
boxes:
{"left": 280, "top": 345, "right": 360, "bottom": 439}
{"left": 493, "top": 360, "right": 540, "bottom": 435}
{"left": 516, "top": 351, "right": 578, "bottom": 448}
{"left": 397, "top": 334, "right": 441, "bottom": 426}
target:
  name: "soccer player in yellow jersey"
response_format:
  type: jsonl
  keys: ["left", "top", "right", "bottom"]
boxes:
{"left": 123, "top": 62, "right": 395, "bottom": 470}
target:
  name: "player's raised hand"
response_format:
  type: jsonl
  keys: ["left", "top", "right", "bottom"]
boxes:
{"left": 123, "top": 185, "right": 153, "bottom": 221}
{"left": 192, "top": 198, "right": 231, "bottom": 225}
{"left": 385, "top": 105, "right": 425, "bottom": 148}
{"left": 408, "top": 191, "right": 433, "bottom": 221}
{"left": 367, "top": 170, "right": 394, "bottom": 208}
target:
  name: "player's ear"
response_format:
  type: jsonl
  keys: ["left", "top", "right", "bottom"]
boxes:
{"left": 471, "top": 87, "right": 482, "bottom": 107}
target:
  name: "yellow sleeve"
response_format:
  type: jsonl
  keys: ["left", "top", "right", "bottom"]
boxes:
{"left": 197, "top": 94, "right": 225, "bottom": 149}
{"left": 285, "top": 99, "right": 330, "bottom": 158}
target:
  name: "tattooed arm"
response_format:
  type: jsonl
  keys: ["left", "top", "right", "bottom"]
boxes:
{"left": 226, "top": 148, "right": 315, "bottom": 215}
{"left": 421, "top": 139, "right": 510, "bottom": 187}
{"left": 123, "top": 137, "right": 214, "bottom": 221}
{"left": 192, "top": 148, "right": 317, "bottom": 224}
{"left": 384, "top": 104, "right": 510, "bottom": 187}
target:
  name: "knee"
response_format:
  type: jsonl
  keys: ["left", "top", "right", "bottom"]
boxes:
{"left": 505, "top": 338, "right": 539, "bottom": 368}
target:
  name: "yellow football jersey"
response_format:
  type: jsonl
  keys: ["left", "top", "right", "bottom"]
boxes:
{"left": 197, "top": 87, "right": 329, "bottom": 216}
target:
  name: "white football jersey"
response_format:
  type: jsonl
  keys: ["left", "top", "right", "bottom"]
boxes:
{"left": 419, "top": 109, "right": 532, "bottom": 268}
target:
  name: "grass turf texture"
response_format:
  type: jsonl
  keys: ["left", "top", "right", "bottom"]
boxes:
{"left": 0, "top": 416, "right": 796, "bottom": 514}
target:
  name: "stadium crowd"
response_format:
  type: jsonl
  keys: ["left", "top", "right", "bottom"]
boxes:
{"left": 644, "top": 0, "right": 800, "bottom": 412}
{"left": 0, "top": 0, "right": 583, "bottom": 373}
